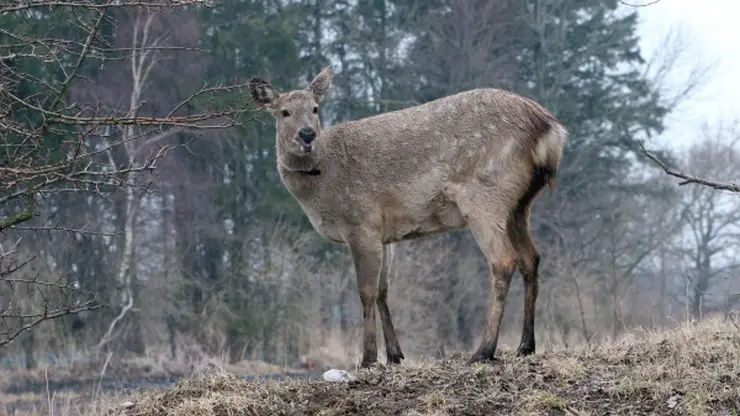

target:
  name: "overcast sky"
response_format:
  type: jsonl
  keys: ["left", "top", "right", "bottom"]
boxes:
{"left": 636, "top": 0, "right": 740, "bottom": 150}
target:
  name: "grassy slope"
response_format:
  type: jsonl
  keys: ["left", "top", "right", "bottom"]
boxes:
{"left": 105, "top": 318, "right": 740, "bottom": 416}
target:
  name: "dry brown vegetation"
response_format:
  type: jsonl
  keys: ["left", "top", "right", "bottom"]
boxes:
{"left": 0, "top": 355, "right": 300, "bottom": 415}
{"left": 0, "top": 355, "right": 294, "bottom": 392}
{"left": 83, "top": 317, "right": 740, "bottom": 416}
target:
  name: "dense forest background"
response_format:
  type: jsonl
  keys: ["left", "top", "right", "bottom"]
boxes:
{"left": 1, "top": 0, "right": 738, "bottom": 372}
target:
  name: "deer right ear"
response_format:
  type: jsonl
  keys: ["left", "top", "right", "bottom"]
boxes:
{"left": 248, "top": 77, "right": 280, "bottom": 109}
{"left": 310, "top": 66, "right": 333, "bottom": 103}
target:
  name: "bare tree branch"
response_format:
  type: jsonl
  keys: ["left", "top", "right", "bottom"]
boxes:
{"left": 618, "top": 0, "right": 663, "bottom": 7}
{"left": 0, "top": 0, "right": 253, "bottom": 349}
{"left": 0, "top": 245, "right": 101, "bottom": 347}
{"left": 0, "top": 0, "right": 215, "bottom": 14}
{"left": 639, "top": 142, "right": 740, "bottom": 193}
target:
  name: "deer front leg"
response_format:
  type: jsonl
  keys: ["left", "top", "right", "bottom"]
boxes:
{"left": 348, "top": 235, "right": 383, "bottom": 368}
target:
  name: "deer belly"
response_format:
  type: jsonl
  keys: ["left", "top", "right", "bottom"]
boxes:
{"left": 383, "top": 201, "right": 467, "bottom": 243}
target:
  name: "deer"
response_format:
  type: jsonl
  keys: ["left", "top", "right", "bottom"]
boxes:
{"left": 248, "top": 66, "right": 567, "bottom": 368}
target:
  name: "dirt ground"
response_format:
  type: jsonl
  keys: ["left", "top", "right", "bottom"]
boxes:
{"left": 100, "top": 318, "right": 740, "bottom": 416}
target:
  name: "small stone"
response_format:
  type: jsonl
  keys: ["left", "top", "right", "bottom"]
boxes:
{"left": 121, "top": 401, "right": 135, "bottom": 409}
{"left": 322, "top": 369, "right": 357, "bottom": 383}
{"left": 666, "top": 395, "right": 680, "bottom": 409}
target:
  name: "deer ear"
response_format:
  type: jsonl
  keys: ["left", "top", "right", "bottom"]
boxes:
{"left": 248, "top": 77, "right": 280, "bottom": 109}
{"left": 310, "top": 66, "right": 333, "bottom": 103}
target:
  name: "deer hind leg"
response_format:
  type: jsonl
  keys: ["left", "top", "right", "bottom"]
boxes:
{"left": 463, "top": 203, "right": 518, "bottom": 363}
{"left": 377, "top": 243, "right": 405, "bottom": 364}
{"left": 507, "top": 202, "right": 540, "bottom": 357}
{"left": 348, "top": 234, "right": 383, "bottom": 368}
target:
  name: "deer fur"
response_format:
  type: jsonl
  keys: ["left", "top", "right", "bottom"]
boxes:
{"left": 248, "top": 66, "right": 567, "bottom": 368}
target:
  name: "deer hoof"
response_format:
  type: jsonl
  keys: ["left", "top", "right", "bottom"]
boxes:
{"left": 386, "top": 350, "right": 405, "bottom": 365}
{"left": 516, "top": 343, "right": 535, "bottom": 357}
{"left": 359, "top": 357, "right": 377, "bottom": 369}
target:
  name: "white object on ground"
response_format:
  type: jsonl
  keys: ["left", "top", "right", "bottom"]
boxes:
{"left": 322, "top": 368, "right": 357, "bottom": 382}
{"left": 666, "top": 395, "right": 681, "bottom": 409}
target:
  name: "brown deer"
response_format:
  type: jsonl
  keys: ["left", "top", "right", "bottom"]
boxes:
{"left": 248, "top": 66, "right": 567, "bottom": 368}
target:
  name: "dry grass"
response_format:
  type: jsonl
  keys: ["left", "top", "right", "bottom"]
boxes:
{"left": 89, "top": 317, "right": 740, "bottom": 416}
{"left": 0, "top": 354, "right": 295, "bottom": 392}
{"left": 0, "top": 356, "right": 297, "bottom": 415}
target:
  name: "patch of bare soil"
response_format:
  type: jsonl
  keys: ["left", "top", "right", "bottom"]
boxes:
{"left": 105, "top": 319, "right": 740, "bottom": 416}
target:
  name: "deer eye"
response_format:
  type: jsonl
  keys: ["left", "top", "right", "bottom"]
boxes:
{"left": 312, "top": 106, "right": 319, "bottom": 114}
{"left": 281, "top": 109, "right": 291, "bottom": 117}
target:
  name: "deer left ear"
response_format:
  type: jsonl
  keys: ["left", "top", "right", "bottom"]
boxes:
{"left": 248, "top": 77, "right": 280, "bottom": 109}
{"left": 310, "top": 66, "right": 333, "bottom": 103}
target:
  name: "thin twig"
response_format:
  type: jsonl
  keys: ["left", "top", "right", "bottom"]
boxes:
{"left": 684, "top": 273, "right": 740, "bottom": 299}
{"left": 639, "top": 142, "right": 740, "bottom": 193}
{"left": 0, "top": 0, "right": 216, "bottom": 14}
{"left": 618, "top": 0, "right": 663, "bottom": 6}
{"left": 0, "top": 301, "right": 102, "bottom": 348}
{"left": 728, "top": 311, "right": 740, "bottom": 330}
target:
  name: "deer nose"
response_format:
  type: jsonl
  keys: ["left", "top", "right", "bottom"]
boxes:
{"left": 298, "top": 127, "right": 316, "bottom": 143}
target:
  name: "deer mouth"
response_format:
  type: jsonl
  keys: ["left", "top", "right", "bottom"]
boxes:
{"left": 299, "top": 141, "right": 314, "bottom": 153}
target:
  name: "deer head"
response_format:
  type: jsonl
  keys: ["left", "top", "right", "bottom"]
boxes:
{"left": 248, "top": 66, "right": 333, "bottom": 155}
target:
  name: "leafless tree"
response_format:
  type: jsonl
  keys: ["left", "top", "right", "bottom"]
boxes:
{"left": 671, "top": 123, "right": 740, "bottom": 319}
{"left": 637, "top": 24, "right": 731, "bottom": 193}
{"left": 0, "top": 0, "right": 253, "bottom": 350}
{"left": 409, "top": 0, "right": 520, "bottom": 95}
